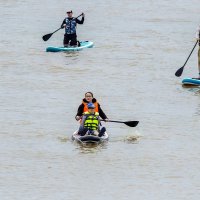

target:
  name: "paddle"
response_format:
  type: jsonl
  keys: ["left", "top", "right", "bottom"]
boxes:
{"left": 175, "top": 40, "right": 198, "bottom": 77}
{"left": 101, "top": 120, "right": 139, "bottom": 127}
{"left": 42, "top": 27, "right": 62, "bottom": 41}
{"left": 42, "top": 13, "right": 84, "bottom": 41}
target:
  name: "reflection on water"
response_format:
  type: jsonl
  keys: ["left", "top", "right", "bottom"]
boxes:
{"left": 189, "top": 88, "right": 200, "bottom": 93}
{"left": 63, "top": 51, "right": 80, "bottom": 58}
{"left": 57, "top": 136, "right": 70, "bottom": 143}
{"left": 182, "top": 85, "right": 200, "bottom": 93}
{"left": 75, "top": 142, "right": 109, "bottom": 154}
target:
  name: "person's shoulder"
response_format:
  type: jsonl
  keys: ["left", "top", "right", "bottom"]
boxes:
{"left": 92, "top": 98, "right": 97, "bottom": 103}
{"left": 82, "top": 98, "right": 88, "bottom": 103}
{"left": 63, "top": 17, "right": 68, "bottom": 22}
{"left": 78, "top": 103, "right": 84, "bottom": 107}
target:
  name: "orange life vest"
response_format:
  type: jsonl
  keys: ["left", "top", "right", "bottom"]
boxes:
{"left": 82, "top": 101, "right": 99, "bottom": 113}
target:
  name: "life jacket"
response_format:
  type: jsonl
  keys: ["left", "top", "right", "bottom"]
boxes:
{"left": 83, "top": 112, "right": 99, "bottom": 130}
{"left": 65, "top": 17, "right": 76, "bottom": 34}
{"left": 82, "top": 101, "right": 99, "bottom": 113}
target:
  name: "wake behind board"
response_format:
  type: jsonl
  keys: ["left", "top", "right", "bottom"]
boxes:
{"left": 46, "top": 41, "right": 93, "bottom": 52}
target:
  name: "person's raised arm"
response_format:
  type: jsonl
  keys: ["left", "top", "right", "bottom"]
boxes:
{"left": 76, "top": 13, "right": 84, "bottom": 24}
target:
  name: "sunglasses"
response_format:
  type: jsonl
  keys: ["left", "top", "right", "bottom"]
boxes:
{"left": 85, "top": 96, "right": 92, "bottom": 97}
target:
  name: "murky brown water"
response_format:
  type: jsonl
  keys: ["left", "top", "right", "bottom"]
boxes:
{"left": 1, "top": 0, "right": 200, "bottom": 200}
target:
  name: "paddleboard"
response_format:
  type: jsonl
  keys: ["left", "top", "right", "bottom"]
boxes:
{"left": 46, "top": 41, "right": 93, "bottom": 52}
{"left": 72, "top": 130, "right": 109, "bottom": 145}
{"left": 182, "top": 78, "right": 200, "bottom": 86}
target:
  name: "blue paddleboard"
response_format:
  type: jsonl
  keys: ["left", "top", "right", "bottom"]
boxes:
{"left": 182, "top": 78, "right": 200, "bottom": 86}
{"left": 46, "top": 41, "right": 93, "bottom": 52}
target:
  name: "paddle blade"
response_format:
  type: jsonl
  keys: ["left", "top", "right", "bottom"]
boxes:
{"left": 124, "top": 121, "right": 139, "bottom": 127}
{"left": 175, "top": 66, "right": 184, "bottom": 77}
{"left": 42, "top": 33, "right": 53, "bottom": 41}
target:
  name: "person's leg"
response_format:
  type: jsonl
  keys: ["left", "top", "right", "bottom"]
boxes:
{"left": 92, "top": 130, "right": 99, "bottom": 136}
{"left": 198, "top": 47, "right": 200, "bottom": 78}
{"left": 88, "top": 130, "right": 95, "bottom": 135}
{"left": 78, "top": 126, "right": 88, "bottom": 136}
{"left": 98, "top": 127, "right": 106, "bottom": 137}
{"left": 63, "top": 34, "right": 70, "bottom": 47}
{"left": 70, "top": 33, "right": 78, "bottom": 46}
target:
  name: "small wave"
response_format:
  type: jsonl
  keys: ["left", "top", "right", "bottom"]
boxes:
{"left": 112, "top": 130, "right": 142, "bottom": 144}
{"left": 124, "top": 135, "right": 141, "bottom": 144}
{"left": 57, "top": 136, "right": 70, "bottom": 143}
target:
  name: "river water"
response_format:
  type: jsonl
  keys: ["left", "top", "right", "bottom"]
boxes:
{"left": 0, "top": 0, "right": 200, "bottom": 200}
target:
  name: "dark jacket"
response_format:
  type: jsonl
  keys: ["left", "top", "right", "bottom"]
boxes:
{"left": 76, "top": 98, "right": 108, "bottom": 120}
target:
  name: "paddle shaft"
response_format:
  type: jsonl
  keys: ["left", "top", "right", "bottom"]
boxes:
{"left": 52, "top": 27, "right": 62, "bottom": 34}
{"left": 175, "top": 40, "right": 198, "bottom": 77}
{"left": 101, "top": 119, "right": 128, "bottom": 123}
{"left": 182, "top": 40, "right": 198, "bottom": 68}
{"left": 75, "top": 13, "right": 84, "bottom": 19}
{"left": 100, "top": 119, "right": 139, "bottom": 127}
{"left": 108, "top": 120, "right": 128, "bottom": 123}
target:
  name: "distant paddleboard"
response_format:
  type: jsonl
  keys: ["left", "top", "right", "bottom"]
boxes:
{"left": 182, "top": 78, "right": 200, "bottom": 86}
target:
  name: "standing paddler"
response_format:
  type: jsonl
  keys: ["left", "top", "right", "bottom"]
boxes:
{"left": 61, "top": 10, "right": 85, "bottom": 47}
{"left": 175, "top": 26, "right": 200, "bottom": 78}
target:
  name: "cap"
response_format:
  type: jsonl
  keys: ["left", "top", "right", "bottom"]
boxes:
{"left": 67, "top": 10, "right": 73, "bottom": 13}
{"left": 87, "top": 102, "right": 95, "bottom": 109}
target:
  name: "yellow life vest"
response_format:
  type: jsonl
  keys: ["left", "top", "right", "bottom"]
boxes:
{"left": 83, "top": 112, "right": 99, "bottom": 130}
